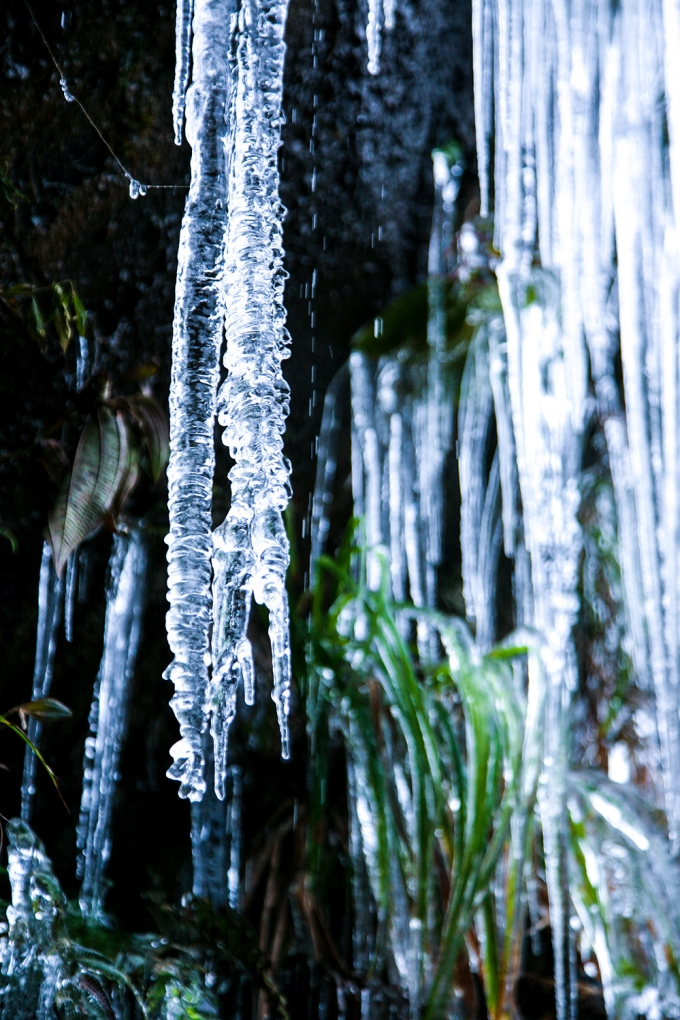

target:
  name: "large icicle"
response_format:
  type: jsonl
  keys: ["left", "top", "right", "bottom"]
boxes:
{"left": 21, "top": 544, "right": 65, "bottom": 824}
{"left": 165, "top": 0, "right": 235, "bottom": 801}
{"left": 77, "top": 530, "right": 147, "bottom": 918}
{"left": 211, "top": 0, "right": 293, "bottom": 797}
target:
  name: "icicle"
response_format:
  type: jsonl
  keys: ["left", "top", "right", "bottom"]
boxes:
{"left": 366, "top": 0, "right": 382, "bottom": 75}
{"left": 0, "top": 820, "right": 66, "bottom": 1020}
{"left": 211, "top": 0, "right": 292, "bottom": 798}
{"left": 310, "top": 363, "right": 349, "bottom": 577}
{"left": 165, "top": 0, "right": 233, "bottom": 802}
{"left": 458, "top": 325, "right": 495, "bottom": 630}
{"left": 77, "top": 530, "right": 147, "bottom": 918}
{"left": 418, "top": 148, "right": 462, "bottom": 655}
{"left": 173, "top": 0, "right": 195, "bottom": 146}
{"left": 21, "top": 544, "right": 64, "bottom": 824}
{"left": 63, "top": 552, "right": 77, "bottom": 643}
{"left": 75, "top": 335, "right": 89, "bottom": 390}
{"left": 346, "top": 752, "right": 374, "bottom": 973}
{"left": 227, "top": 764, "right": 242, "bottom": 908}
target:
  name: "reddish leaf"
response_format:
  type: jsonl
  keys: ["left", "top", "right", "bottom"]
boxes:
{"left": 15, "top": 698, "right": 72, "bottom": 723}
{"left": 47, "top": 407, "right": 130, "bottom": 575}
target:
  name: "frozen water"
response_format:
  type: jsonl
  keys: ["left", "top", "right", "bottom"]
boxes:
{"left": 211, "top": 0, "right": 292, "bottom": 797}
{"left": 165, "top": 0, "right": 234, "bottom": 802}
{"left": 310, "top": 363, "right": 349, "bottom": 576}
{"left": 21, "top": 544, "right": 64, "bottom": 824}
{"left": 172, "top": 0, "right": 194, "bottom": 145}
{"left": 470, "top": 0, "right": 680, "bottom": 1009}
{"left": 0, "top": 820, "right": 66, "bottom": 1020}
{"left": 349, "top": 149, "right": 461, "bottom": 658}
{"left": 77, "top": 530, "right": 147, "bottom": 918}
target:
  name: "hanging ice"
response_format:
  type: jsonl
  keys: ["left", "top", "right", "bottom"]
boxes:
{"left": 211, "top": 0, "right": 292, "bottom": 797}
{"left": 172, "top": 0, "right": 195, "bottom": 145}
{"left": 469, "top": 0, "right": 680, "bottom": 1010}
{"left": 21, "top": 544, "right": 64, "bottom": 824}
{"left": 347, "top": 148, "right": 461, "bottom": 656}
{"left": 364, "top": 0, "right": 398, "bottom": 74}
{"left": 77, "top": 530, "right": 148, "bottom": 918}
{"left": 165, "top": 0, "right": 234, "bottom": 801}
{"left": 310, "top": 362, "right": 349, "bottom": 578}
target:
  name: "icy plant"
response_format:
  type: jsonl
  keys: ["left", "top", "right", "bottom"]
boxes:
{"left": 306, "top": 542, "right": 545, "bottom": 1018}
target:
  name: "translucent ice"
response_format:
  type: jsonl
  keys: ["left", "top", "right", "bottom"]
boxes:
{"left": 211, "top": 0, "right": 292, "bottom": 797}
{"left": 0, "top": 820, "right": 66, "bottom": 1020}
{"left": 468, "top": 0, "right": 680, "bottom": 1009}
{"left": 77, "top": 531, "right": 147, "bottom": 918}
{"left": 165, "top": 0, "right": 233, "bottom": 801}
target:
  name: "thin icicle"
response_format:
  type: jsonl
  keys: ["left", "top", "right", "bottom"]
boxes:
{"left": 458, "top": 325, "right": 495, "bottom": 631}
{"left": 172, "top": 0, "right": 195, "bottom": 146}
{"left": 21, "top": 544, "right": 64, "bottom": 824}
{"left": 310, "top": 362, "right": 349, "bottom": 577}
{"left": 63, "top": 552, "right": 77, "bottom": 643}
{"left": 77, "top": 530, "right": 147, "bottom": 918}
{"left": 211, "top": 0, "right": 292, "bottom": 797}
{"left": 366, "top": 0, "right": 382, "bottom": 75}
{"left": 165, "top": 0, "right": 234, "bottom": 802}
{"left": 227, "top": 764, "right": 242, "bottom": 908}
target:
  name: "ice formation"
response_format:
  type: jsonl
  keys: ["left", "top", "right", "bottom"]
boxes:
{"left": 172, "top": 0, "right": 194, "bottom": 146}
{"left": 165, "top": 0, "right": 233, "bottom": 802}
{"left": 0, "top": 820, "right": 67, "bottom": 1020}
{"left": 365, "top": 0, "right": 399, "bottom": 74}
{"left": 310, "top": 362, "right": 349, "bottom": 578}
{"left": 470, "top": 0, "right": 680, "bottom": 1012}
{"left": 21, "top": 544, "right": 65, "bottom": 824}
{"left": 167, "top": 0, "right": 293, "bottom": 804}
{"left": 77, "top": 530, "right": 148, "bottom": 918}
{"left": 211, "top": 0, "right": 292, "bottom": 796}
{"left": 348, "top": 148, "right": 462, "bottom": 656}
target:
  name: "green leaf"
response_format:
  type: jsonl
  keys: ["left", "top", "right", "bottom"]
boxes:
{"left": 126, "top": 394, "right": 169, "bottom": 483}
{"left": 0, "top": 715, "right": 62, "bottom": 795}
{"left": 0, "top": 527, "right": 18, "bottom": 553}
{"left": 47, "top": 407, "right": 130, "bottom": 575}
{"left": 52, "top": 297, "right": 72, "bottom": 352}
{"left": 71, "top": 287, "right": 87, "bottom": 336}
{"left": 16, "top": 698, "right": 72, "bottom": 722}
{"left": 31, "top": 296, "right": 46, "bottom": 339}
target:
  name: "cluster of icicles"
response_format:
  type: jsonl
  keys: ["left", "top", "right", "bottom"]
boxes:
{"left": 317, "top": 0, "right": 680, "bottom": 1014}
{"left": 7, "top": 0, "right": 680, "bottom": 1013}
{"left": 165, "top": 0, "right": 293, "bottom": 804}
{"left": 465, "top": 0, "right": 680, "bottom": 1014}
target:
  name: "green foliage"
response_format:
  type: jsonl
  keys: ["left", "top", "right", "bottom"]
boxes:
{"left": 305, "top": 529, "right": 546, "bottom": 1017}
{"left": 0, "top": 698, "right": 71, "bottom": 803}
{"left": 0, "top": 279, "right": 87, "bottom": 351}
